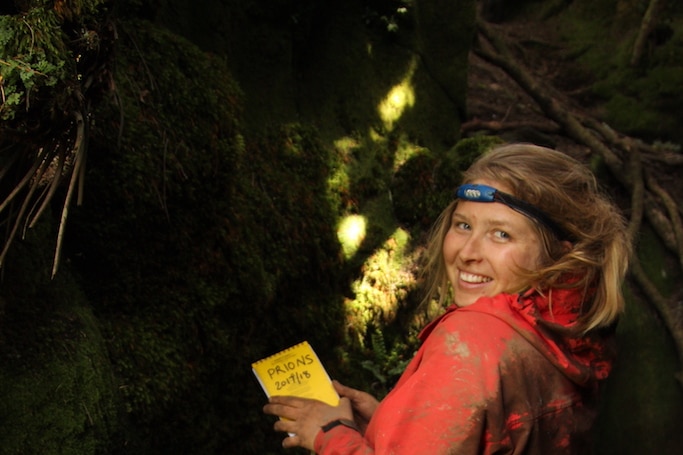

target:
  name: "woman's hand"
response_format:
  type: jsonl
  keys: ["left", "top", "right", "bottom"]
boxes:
{"left": 263, "top": 396, "right": 354, "bottom": 450}
{"left": 333, "top": 380, "right": 379, "bottom": 433}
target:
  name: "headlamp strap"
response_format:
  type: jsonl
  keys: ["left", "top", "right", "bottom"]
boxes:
{"left": 455, "top": 184, "right": 571, "bottom": 241}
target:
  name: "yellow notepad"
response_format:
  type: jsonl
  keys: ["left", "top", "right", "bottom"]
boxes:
{"left": 252, "top": 341, "right": 339, "bottom": 406}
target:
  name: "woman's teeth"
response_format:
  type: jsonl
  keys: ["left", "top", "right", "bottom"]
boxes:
{"left": 460, "top": 272, "right": 492, "bottom": 283}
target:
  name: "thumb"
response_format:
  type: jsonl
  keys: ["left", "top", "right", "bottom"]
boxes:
{"left": 332, "top": 380, "right": 355, "bottom": 398}
{"left": 338, "top": 396, "right": 354, "bottom": 415}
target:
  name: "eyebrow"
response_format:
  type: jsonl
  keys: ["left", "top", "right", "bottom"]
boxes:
{"left": 452, "top": 207, "right": 532, "bottom": 234}
{"left": 455, "top": 184, "right": 572, "bottom": 241}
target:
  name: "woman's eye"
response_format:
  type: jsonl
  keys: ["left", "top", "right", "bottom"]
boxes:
{"left": 454, "top": 221, "right": 470, "bottom": 230}
{"left": 493, "top": 230, "right": 510, "bottom": 240}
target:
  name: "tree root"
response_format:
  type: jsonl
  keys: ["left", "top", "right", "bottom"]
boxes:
{"left": 631, "top": 0, "right": 665, "bottom": 67}
{"left": 461, "top": 119, "right": 561, "bottom": 134}
{"left": 0, "top": 108, "right": 87, "bottom": 277}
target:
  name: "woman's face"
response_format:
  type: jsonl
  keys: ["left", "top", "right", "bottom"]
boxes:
{"left": 443, "top": 179, "right": 544, "bottom": 307}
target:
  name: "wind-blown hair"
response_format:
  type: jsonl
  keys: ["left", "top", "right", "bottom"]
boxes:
{"left": 422, "top": 143, "right": 632, "bottom": 333}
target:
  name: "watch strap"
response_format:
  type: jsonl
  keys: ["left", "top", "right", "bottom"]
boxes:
{"left": 321, "top": 418, "right": 360, "bottom": 433}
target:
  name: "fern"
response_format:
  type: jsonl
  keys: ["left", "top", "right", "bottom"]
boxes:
{"left": 360, "top": 328, "right": 412, "bottom": 398}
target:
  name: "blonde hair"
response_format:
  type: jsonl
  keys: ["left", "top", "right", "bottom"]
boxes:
{"left": 422, "top": 143, "right": 632, "bottom": 333}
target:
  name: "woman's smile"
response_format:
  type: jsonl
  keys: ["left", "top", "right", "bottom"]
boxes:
{"left": 458, "top": 271, "right": 492, "bottom": 284}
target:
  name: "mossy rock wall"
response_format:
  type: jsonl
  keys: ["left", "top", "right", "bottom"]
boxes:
{"left": 68, "top": 17, "right": 349, "bottom": 452}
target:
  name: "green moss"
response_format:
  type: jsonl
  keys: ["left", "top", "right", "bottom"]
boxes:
{"left": 603, "top": 94, "right": 664, "bottom": 138}
{"left": 556, "top": 2, "right": 683, "bottom": 142}
{"left": 593, "top": 223, "right": 683, "bottom": 453}
{"left": 391, "top": 136, "right": 502, "bottom": 229}
{"left": 340, "top": 224, "right": 423, "bottom": 394}
{"left": 636, "top": 225, "right": 679, "bottom": 296}
{"left": 337, "top": 136, "right": 505, "bottom": 397}
{"left": 56, "top": 18, "right": 348, "bottom": 452}
{"left": 0, "top": 218, "right": 122, "bottom": 454}
{"left": 0, "top": 307, "right": 119, "bottom": 454}
{"left": 595, "top": 290, "right": 683, "bottom": 454}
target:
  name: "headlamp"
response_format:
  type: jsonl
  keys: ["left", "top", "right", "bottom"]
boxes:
{"left": 455, "top": 184, "right": 571, "bottom": 241}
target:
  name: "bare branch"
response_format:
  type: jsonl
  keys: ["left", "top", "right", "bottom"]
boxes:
{"left": 631, "top": 0, "right": 665, "bottom": 67}
{"left": 0, "top": 147, "right": 50, "bottom": 214}
{"left": 52, "top": 110, "right": 87, "bottom": 278}
{"left": 27, "top": 149, "right": 66, "bottom": 230}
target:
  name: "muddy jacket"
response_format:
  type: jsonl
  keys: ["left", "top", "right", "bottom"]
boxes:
{"left": 314, "top": 288, "right": 615, "bottom": 454}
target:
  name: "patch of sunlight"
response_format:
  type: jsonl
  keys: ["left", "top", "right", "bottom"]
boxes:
{"left": 328, "top": 136, "right": 358, "bottom": 206}
{"left": 393, "top": 136, "right": 428, "bottom": 171}
{"left": 328, "top": 165, "right": 350, "bottom": 203}
{"left": 368, "top": 127, "right": 384, "bottom": 143}
{"left": 334, "top": 136, "right": 360, "bottom": 153}
{"left": 390, "top": 227, "right": 410, "bottom": 251}
{"left": 338, "top": 214, "right": 367, "bottom": 259}
{"left": 343, "top": 227, "right": 417, "bottom": 345}
{"left": 377, "top": 57, "right": 417, "bottom": 131}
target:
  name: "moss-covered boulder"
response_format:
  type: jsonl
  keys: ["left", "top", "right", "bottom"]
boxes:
{"left": 0, "top": 220, "right": 122, "bottom": 455}
{"left": 62, "top": 16, "right": 347, "bottom": 452}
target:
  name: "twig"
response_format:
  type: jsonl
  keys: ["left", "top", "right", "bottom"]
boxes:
{"left": 0, "top": 58, "right": 49, "bottom": 77}
{"left": 0, "top": 147, "right": 49, "bottom": 214}
{"left": 0, "top": 154, "right": 52, "bottom": 267}
{"left": 27, "top": 148, "right": 66, "bottom": 229}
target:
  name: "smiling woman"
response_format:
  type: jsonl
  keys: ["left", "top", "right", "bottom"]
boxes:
{"left": 263, "top": 142, "right": 632, "bottom": 454}
{"left": 442, "top": 180, "right": 545, "bottom": 308}
{"left": 424, "top": 143, "right": 631, "bottom": 333}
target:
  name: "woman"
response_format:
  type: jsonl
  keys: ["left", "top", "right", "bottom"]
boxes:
{"left": 263, "top": 143, "right": 631, "bottom": 454}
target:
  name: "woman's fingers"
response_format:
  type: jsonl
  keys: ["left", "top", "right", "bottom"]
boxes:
{"left": 267, "top": 395, "right": 304, "bottom": 407}
{"left": 332, "top": 379, "right": 354, "bottom": 397}
{"left": 263, "top": 395, "right": 356, "bottom": 450}
{"left": 263, "top": 396, "right": 303, "bottom": 419}
{"left": 273, "top": 418, "right": 295, "bottom": 433}
{"left": 281, "top": 434, "right": 301, "bottom": 449}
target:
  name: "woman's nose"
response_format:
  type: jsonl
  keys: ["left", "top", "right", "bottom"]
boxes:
{"left": 458, "top": 233, "right": 482, "bottom": 262}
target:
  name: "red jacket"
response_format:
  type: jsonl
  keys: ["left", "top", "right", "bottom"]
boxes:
{"left": 314, "top": 288, "right": 614, "bottom": 454}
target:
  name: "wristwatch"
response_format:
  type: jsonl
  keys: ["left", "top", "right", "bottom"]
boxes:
{"left": 321, "top": 419, "right": 360, "bottom": 433}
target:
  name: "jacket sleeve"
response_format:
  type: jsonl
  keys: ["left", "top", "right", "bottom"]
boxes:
{"left": 315, "top": 311, "right": 512, "bottom": 454}
{"left": 314, "top": 425, "right": 374, "bottom": 455}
